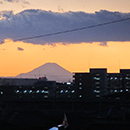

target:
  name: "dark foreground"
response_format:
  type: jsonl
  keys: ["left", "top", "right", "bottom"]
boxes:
{"left": 0, "top": 100, "right": 130, "bottom": 130}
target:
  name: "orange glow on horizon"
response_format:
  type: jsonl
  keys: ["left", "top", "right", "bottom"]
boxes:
{"left": 0, "top": 40, "right": 130, "bottom": 77}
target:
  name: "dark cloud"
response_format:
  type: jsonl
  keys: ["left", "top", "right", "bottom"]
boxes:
{"left": 17, "top": 47, "right": 24, "bottom": 51}
{"left": 4, "top": 0, "right": 19, "bottom": 2}
{"left": 0, "top": 9, "right": 130, "bottom": 46}
{"left": 3, "top": 0, "right": 29, "bottom": 4}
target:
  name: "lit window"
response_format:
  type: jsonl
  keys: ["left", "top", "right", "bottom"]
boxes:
{"left": 41, "top": 90, "right": 45, "bottom": 93}
{"left": 115, "top": 77, "right": 117, "bottom": 80}
{"left": 94, "top": 90, "right": 96, "bottom": 93}
{"left": 79, "top": 83, "right": 82, "bottom": 85}
{"left": 67, "top": 82, "right": 71, "bottom": 85}
{"left": 1, "top": 91, "right": 3, "bottom": 94}
{"left": 16, "top": 90, "right": 19, "bottom": 93}
{"left": 72, "top": 90, "right": 75, "bottom": 93}
{"left": 96, "top": 90, "right": 100, "bottom": 93}
{"left": 94, "top": 77, "right": 97, "bottom": 80}
{"left": 29, "top": 90, "right": 32, "bottom": 93}
{"left": 60, "top": 90, "right": 63, "bottom": 93}
{"left": 36, "top": 90, "right": 40, "bottom": 93}
{"left": 44, "top": 95, "right": 48, "bottom": 98}
{"left": 24, "top": 90, "right": 27, "bottom": 93}
{"left": 44, "top": 91, "right": 49, "bottom": 94}
{"left": 114, "top": 90, "right": 117, "bottom": 92}
{"left": 79, "top": 95, "right": 82, "bottom": 98}
{"left": 96, "top": 78, "right": 100, "bottom": 80}
{"left": 65, "top": 90, "right": 68, "bottom": 93}
{"left": 79, "top": 87, "right": 82, "bottom": 90}
{"left": 126, "top": 89, "right": 128, "bottom": 92}
{"left": 120, "top": 90, "right": 123, "bottom": 92}
{"left": 110, "top": 77, "right": 113, "bottom": 80}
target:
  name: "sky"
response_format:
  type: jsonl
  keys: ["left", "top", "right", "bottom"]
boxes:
{"left": 0, "top": 0, "right": 130, "bottom": 77}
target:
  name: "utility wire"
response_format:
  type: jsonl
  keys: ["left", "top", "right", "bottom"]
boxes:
{"left": 1, "top": 17, "right": 130, "bottom": 43}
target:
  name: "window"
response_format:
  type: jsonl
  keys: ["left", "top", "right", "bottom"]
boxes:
{"left": 79, "top": 95, "right": 82, "bottom": 98}
{"left": 44, "top": 95, "right": 48, "bottom": 98}
{"left": 36, "top": 90, "right": 40, "bottom": 93}
{"left": 24, "top": 90, "right": 27, "bottom": 93}
{"left": 65, "top": 90, "right": 68, "bottom": 93}
{"left": 16, "top": 90, "right": 19, "bottom": 93}
{"left": 29, "top": 90, "right": 32, "bottom": 93}
{"left": 41, "top": 90, "right": 45, "bottom": 93}
{"left": 79, "top": 83, "right": 82, "bottom": 85}
{"left": 72, "top": 90, "right": 75, "bottom": 93}
{"left": 44, "top": 91, "right": 49, "bottom": 94}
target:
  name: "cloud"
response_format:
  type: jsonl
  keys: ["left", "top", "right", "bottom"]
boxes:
{"left": 0, "top": 1, "right": 3, "bottom": 4}
{"left": 99, "top": 41, "right": 108, "bottom": 46}
{"left": 0, "top": 9, "right": 130, "bottom": 46}
{"left": 4, "top": 0, "right": 19, "bottom": 2}
{"left": 17, "top": 47, "right": 24, "bottom": 51}
{"left": 3, "top": 0, "right": 29, "bottom": 4}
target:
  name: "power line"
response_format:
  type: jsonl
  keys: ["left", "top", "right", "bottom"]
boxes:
{"left": 1, "top": 17, "right": 130, "bottom": 43}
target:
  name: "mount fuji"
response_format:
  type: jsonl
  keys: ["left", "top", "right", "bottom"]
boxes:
{"left": 16, "top": 63, "right": 73, "bottom": 82}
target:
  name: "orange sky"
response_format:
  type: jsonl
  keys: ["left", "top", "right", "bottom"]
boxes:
{"left": 1, "top": 40, "right": 130, "bottom": 77}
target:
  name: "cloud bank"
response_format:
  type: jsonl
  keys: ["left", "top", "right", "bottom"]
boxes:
{"left": 0, "top": 9, "right": 130, "bottom": 45}
{"left": 0, "top": 0, "right": 29, "bottom": 4}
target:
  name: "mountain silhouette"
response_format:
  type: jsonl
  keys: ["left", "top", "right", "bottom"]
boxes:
{"left": 16, "top": 63, "right": 73, "bottom": 82}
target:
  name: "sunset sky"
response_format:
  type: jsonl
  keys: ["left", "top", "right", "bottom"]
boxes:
{"left": 0, "top": 0, "right": 130, "bottom": 77}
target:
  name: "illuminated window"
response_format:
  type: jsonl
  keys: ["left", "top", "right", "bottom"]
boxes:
{"left": 120, "top": 90, "right": 123, "bottom": 92}
{"left": 67, "top": 82, "right": 71, "bottom": 85}
{"left": 114, "top": 90, "right": 117, "bottom": 92}
{"left": 44, "top": 95, "right": 48, "bottom": 98}
{"left": 126, "top": 89, "right": 128, "bottom": 92}
{"left": 79, "top": 83, "right": 82, "bottom": 85}
{"left": 44, "top": 91, "right": 49, "bottom": 94}
{"left": 36, "top": 90, "right": 40, "bottom": 93}
{"left": 41, "top": 90, "right": 45, "bottom": 93}
{"left": 96, "top": 90, "right": 100, "bottom": 93}
{"left": 79, "top": 95, "right": 82, "bottom": 98}
{"left": 24, "top": 90, "right": 27, "bottom": 93}
{"left": 110, "top": 77, "right": 113, "bottom": 80}
{"left": 60, "top": 90, "right": 63, "bottom": 93}
{"left": 65, "top": 90, "right": 68, "bottom": 93}
{"left": 79, "top": 87, "right": 82, "bottom": 90}
{"left": 72, "top": 90, "right": 75, "bottom": 93}
{"left": 29, "top": 90, "right": 32, "bottom": 93}
{"left": 1, "top": 91, "right": 3, "bottom": 94}
{"left": 115, "top": 77, "right": 117, "bottom": 80}
{"left": 16, "top": 90, "right": 19, "bottom": 93}
{"left": 94, "top": 90, "right": 96, "bottom": 93}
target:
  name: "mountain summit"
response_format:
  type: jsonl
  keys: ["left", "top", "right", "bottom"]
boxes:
{"left": 16, "top": 63, "right": 73, "bottom": 82}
